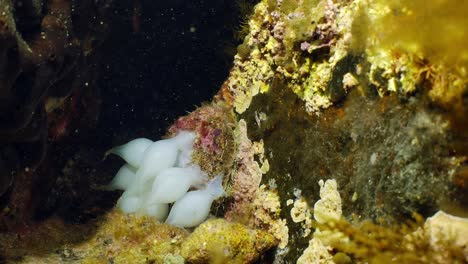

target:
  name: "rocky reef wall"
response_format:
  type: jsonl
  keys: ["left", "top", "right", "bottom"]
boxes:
{"left": 219, "top": 0, "right": 468, "bottom": 261}
{"left": 0, "top": 0, "right": 467, "bottom": 263}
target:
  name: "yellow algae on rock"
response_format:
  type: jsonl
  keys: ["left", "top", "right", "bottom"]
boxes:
{"left": 163, "top": 254, "right": 186, "bottom": 264}
{"left": 297, "top": 238, "right": 334, "bottom": 264}
{"left": 312, "top": 180, "right": 348, "bottom": 248}
{"left": 225, "top": 0, "right": 369, "bottom": 114}
{"left": 297, "top": 179, "right": 347, "bottom": 263}
{"left": 76, "top": 211, "right": 189, "bottom": 264}
{"left": 362, "top": 0, "right": 468, "bottom": 108}
{"left": 1, "top": 209, "right": 282, "bottom": 263}
{"left": 253, "top": 184, "right": 290, "bottom": 249}
{"left": 313, "top": 179, "right": 342, "bottom": 224}
{"left": 224, "top": 0, "right": 468, "bottom": 117}
{"left": 225, "top": 1, "right": 287, "bottom": 109}
{"left": 180, "top": 218, "right": 277, "bottom": 264}
{"left": 424, "top": 211, "right": 468, "bottom": 261}
{"left": 223, "top": 0, "right": 468, "bottom": 262}
{"left": 290, "top": 198, "right": 313, "bottom": 237}
{"left": 299, "top": 208, "right": 468, "bottom": 263}
{"left": 0, "top": 210, "right": 189, "bottom": 264}
{"left": 369, "top": 0, "right": 468, "bottom": 67}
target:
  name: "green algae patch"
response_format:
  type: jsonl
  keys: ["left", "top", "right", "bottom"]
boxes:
{"left": 180, "top": 218, "right": 277, "bottom": 264}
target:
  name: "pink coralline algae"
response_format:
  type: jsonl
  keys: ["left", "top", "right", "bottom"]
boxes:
{"left": 199, "top": 127, "right": 222, "bottom": 154}
{"left": 168, "top": 103, "right": 236, "bottom": 176}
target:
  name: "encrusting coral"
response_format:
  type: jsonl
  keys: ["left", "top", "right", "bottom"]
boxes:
{"left": 313, "top": 179, "right": 342, "bottom": 224}
{"left": 298, "top": 179, "right": 344, "bottom": 264}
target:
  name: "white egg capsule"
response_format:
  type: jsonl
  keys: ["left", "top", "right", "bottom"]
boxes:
{"left": 148, "top": 166, "right": 207, "bottom": 204}
{"left": 133, "top": 131, "right": 197, "bottom": 189}
{"left": 170, "top": 130, "right": 196, "bottom": 151}
{"left": 117, "top": 182, "right": 152, "bottom": 214}
{"left": 176, "top": 144, "right": 194, "bottom": 167}
{"left": 140, "top": 203, "right": 169, "bottom": 221}
{"left": 105, "top": 138, "right": 153, "bottom": 168}
{"left": 172, "top": 131, "right": 196, "bottom": 167}
{"left": 166, "top": 175, "right": 225, "bottom": 228}
{"left": 117, "top": 195, "right": 142, "bottom": 214}
{"left": 107, "top": 164, "right": 137, "bottom": 191}
{"left": 133, "top": 140, "right": 179, "bottom": 190}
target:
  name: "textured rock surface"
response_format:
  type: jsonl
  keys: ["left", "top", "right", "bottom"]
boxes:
{"left": 180, "top": 218, "right": 277, "bottom": 264}
{"left": 1, "top": 0, "right": 467, "bottom": 263}
{"left": 218, "top": 0, "right": 468, "bottom": 261}
{"left": 0, "top": 210, "right": 189, "bottom": 263}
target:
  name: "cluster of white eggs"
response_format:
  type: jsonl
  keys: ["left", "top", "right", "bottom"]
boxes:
{"left": 106, "top": 131, "right": 225, "bottom": 228}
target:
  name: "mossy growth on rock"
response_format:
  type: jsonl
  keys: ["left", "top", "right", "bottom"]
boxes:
{"left": 180, "top": 218, "right": 277, "bottom": 264}
{"left": 311, "top": 214, "right": 467, "bottom": 263}
{"left": 240, "top": 79, "right": 466, "bottom": 261}
{"left": 169, "top": 102, "right": 238, "bottom": 178}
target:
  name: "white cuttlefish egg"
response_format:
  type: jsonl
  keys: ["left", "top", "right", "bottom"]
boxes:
{"left": 166, "top": 175, "right": 225, "bottom": 228}
{"left": 117, "top": 195, "right": 141, "bottom": 214}
{"left": 133, "top": 131, "right": 196, "bottom": 190}
{"left": 176, "top": 144, "right": 194, "bottom": 167}
{"left": 117, "top": 181, "right": 169, "bottom": 220}
{"left": 148, "top": 165, "right": 208, "bottom": 204}
{"left": 140, "top": 203, "right": 169, "bottom": 221}
{"left": 105, "top": 138, "right": 153, "bottom": 168}
{"left": 107, "top": 163, "right": 137, "bottom": 191}
{"left": 117, "top": 194, "right": 169, "bottom": 221}
{"left": 170, "top": 130, "right": 197, "bottom": 150}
